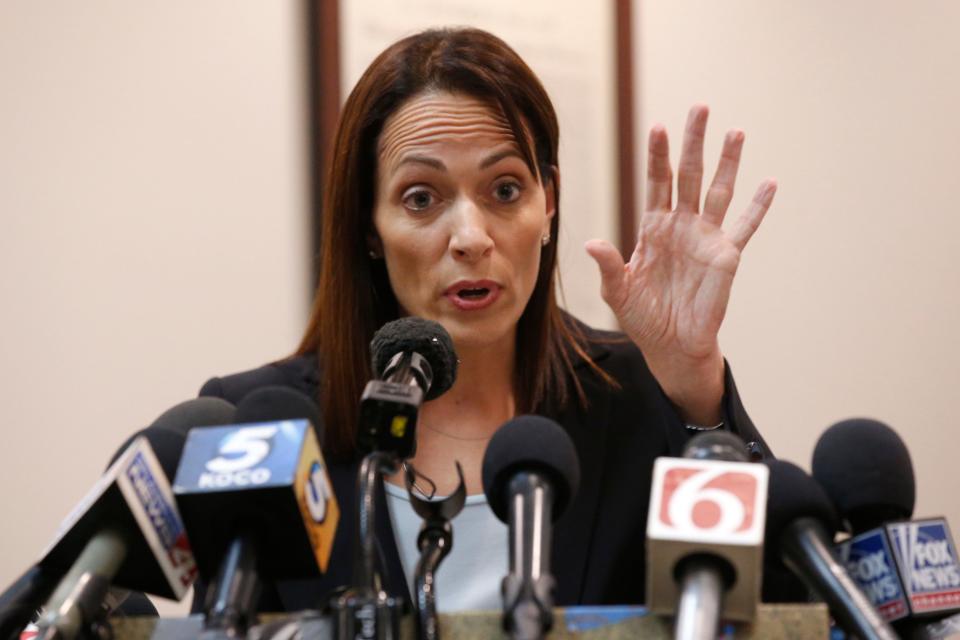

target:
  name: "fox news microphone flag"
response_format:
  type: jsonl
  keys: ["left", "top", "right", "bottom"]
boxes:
{"left": 815, "top": 418, "right": 960, "bottom": 623}
{"left": 645, "top": 435, "right": 768, "bottom": 622}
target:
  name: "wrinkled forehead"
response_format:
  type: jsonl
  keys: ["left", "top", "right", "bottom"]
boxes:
{"left": 377, "top": 91, "right": 522, "bottom": 175}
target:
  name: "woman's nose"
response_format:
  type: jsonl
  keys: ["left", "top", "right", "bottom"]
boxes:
{"left": 448, "top": 199, "right": 494, "bottom": 261}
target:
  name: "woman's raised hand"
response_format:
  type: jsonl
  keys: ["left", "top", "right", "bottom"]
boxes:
{"left": 585, "top": 105, "right": 776, "bottom": 424}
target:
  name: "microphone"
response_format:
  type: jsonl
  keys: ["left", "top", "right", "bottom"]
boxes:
{"left": 813, "top": 418, "right": 915, "bottom": 534}
{"left": 359, "top": 317, "right": 457, "bottom": 458}
{"left": 764, "top": 459, "right": 898, "bottom": 640}
{"left": 814, "top": 418, "right": 960, "bottom": 624}
{"left": 481, "top": 415, "right": 580, "bottom": 640}
{"left": 0, "top": 565, "right": 57, "bottom": 640}
{"left": 33, "top": 427, "right": 200, "bottom": 640}
{"left": 0, "top": 398, "right": 235, "bottom": 640}
{"left": 173, "top": 386, "right": 340, "bottom": 638}
{"left": 332, "top": 319, "right": 459, "bottom": 640}
{"left": 645, "top": 431, "right": 768, "bottom": 639}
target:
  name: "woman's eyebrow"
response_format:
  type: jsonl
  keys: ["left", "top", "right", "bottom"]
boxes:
{"left": 395, "top": 154, "right": 446, "bottom": 172}
{"left": 479, "top": 149, "right": 524, "bottom": 169}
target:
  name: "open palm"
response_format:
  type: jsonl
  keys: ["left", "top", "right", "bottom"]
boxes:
{"left": 587, "top": 105, "right": 777, "bottom": 366}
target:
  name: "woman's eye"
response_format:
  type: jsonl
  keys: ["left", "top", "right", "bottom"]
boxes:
{"left": 494, "top": 181, "right": 522, "bottom": 203}
{"left": 402, "top": 188, "right": 435, "bottom": 211}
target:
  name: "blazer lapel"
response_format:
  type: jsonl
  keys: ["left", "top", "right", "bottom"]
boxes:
{"left": 551, "top": 350, "right": 613, "bottom": 605}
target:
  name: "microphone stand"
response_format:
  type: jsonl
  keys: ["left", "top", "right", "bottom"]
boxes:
{"left": 406, "top": 463, "right": 466, "bottom": 640}
{"left": 201, "top": 530, "right": 261, "bottom": 639}
{"left": 331, "top": 451, "right": 404, "bottom": 640}
{"left": 673, "top": 556, "right": 727, "bottom": 640}
{"left": 502, "top": 473, "right": 555, "bottom": 640}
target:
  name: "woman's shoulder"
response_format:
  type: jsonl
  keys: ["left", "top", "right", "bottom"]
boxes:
{"left": 198, "top": 353, "right": 320, "bottom": 404}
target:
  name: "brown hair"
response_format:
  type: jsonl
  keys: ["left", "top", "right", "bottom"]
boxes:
{"left": 296, "top": 27, "right": 611, "bottom": 459}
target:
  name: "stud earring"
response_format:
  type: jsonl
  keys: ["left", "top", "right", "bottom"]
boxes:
{"left": 368, "top": 249, "right": 379, "bottom": 259}
{"left": 541, "top": 233, "right": 551, "bottom": 247}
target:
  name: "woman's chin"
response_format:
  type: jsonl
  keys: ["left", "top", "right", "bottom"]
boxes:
{"left": 442, "top": 317, "right": 517, "bottom": 356}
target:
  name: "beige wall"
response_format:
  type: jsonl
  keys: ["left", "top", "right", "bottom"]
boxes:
{"left": 0, "top": 1, "right": 311, "bottom": 615}
{"left": 637, "top": 0, "right": 960, "bottom": 527}
{"left": 2, "top": 0, "right": 958, "bottom": 619}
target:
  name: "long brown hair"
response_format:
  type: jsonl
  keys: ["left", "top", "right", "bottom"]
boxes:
{"left": 297, "top": 27, "right": 609, "bottom": 459}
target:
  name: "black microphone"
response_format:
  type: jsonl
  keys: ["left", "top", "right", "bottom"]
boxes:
{"left": 646, "top": 431, "right": 766, "bottom": 640}
{"left": 764, "top": 459, "right": 898, "bottom": 640}
{"left": 33, "top": 430, "right": 199, "bottom": 639}
{"left": 812, "top": 418, "right": 915, "bottom": 534}
{"left": 173, "top": 386, "right": 339, "bottom": 639}
{"left": 332, "top": 319, "right": 459, "bottom": 640}
{"left": 0, "top": 398, "right": 235, "bottom": 640}
{"left": 482, "top": 415, "right": 580, "bottom": 640}
{"left": 814, "top": 418, "right": 960, "bottom": 626}
{"left": 359, "top": 317, "right": 457, "bottom": 459}
{"left": 0, "top": 565, "right": 58, "bottom": 640}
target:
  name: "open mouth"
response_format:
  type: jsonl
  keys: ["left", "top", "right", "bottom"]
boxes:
{"left": 457, "top": 287, "right": 490, "bottom": 300}
{"left": 446, "top": 281, "right": 500, "bottom": 310}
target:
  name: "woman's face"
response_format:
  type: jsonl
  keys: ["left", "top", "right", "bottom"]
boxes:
{"left": 372, "top": 91, "right": 555, "bottom": 352}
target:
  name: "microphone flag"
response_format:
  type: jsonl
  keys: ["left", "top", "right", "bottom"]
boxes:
{"left": 646, "top": 457, "right": 768, "bottom": 621}
{"left": 39, "top": 436, "right": 197, "bottom": 600}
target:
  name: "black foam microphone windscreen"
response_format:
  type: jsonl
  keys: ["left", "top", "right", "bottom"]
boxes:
{"left": 481, "top": 415, "right": 581, "bottom": 522}
{"left": 370, "top": 317, "right": 458, "bottom": 400}
{"left": 765, "top": 460, "right": 840, "bottom": 548}
{"left": 107, "top": 397, "right": 237, "bottom": 476}
{"left": 811, "top": 418, "right": 915, "bottom": 533}
{"left": 151, "top": 397, "right": 239, "bottom": 437}
{"left": 235, "top": 385, "right": 323, "bottom": 425}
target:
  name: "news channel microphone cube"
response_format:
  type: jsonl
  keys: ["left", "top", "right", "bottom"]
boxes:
{"left": 886, "top": 518, "right": 960, "bottom": 617}
{"left": 40, "top": 436, "right": 197, "bottom": 600}
{"left": 173, "top": 419, "right": 340, "bottom": 581}
{"left": 836, "top": 528, "right": 910, "bottom": 621}
{"left": 646, "top": 458, "right": 768, "bottom": 621}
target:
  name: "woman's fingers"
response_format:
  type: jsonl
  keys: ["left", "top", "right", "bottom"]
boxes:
{"left": 646, "top": 125, "right": 672, "bottom": 212}
{"left": 730, "top": 179, "right": 778, "bottom": 251}
{"left": 584, "top": 239, "right": 627, "bottom": 308}
{"left": 702, "top": 129, "right": 745, "bottom": 227}
{"left": 676, "top": 105, "right": 709, "bottom": 213}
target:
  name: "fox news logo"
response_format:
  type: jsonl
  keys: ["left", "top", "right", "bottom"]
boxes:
{"left": 889, "top": 520, "right": 960, "bottom": 613}
{"left": 126, "top": 452, "right": 195, "bottom": 581}
{"left": 657, "top": 464, "right": 761, "bottom": 536}
{"left": 838, "top": 530, "right": 908, "bottom": 621}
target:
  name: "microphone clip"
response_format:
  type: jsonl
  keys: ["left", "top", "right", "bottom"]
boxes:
{"left": 405, "top": 462, "right": 466, "bottom": 640}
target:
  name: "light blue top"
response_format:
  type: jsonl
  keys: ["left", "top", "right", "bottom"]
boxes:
{"left": 383, "top": 481, "right": 508, "bottom": 612}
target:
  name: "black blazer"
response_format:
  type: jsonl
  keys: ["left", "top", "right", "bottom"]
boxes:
{"left": 195, "top": 323, "right": 772, "bottom": 612}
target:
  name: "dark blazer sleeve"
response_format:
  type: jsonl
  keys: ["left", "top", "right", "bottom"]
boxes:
{"left": 721, "top": 360, "right": 774, "bottom": 460}
{"left": 648, "top": 356, "right": 773, "bottom": 461}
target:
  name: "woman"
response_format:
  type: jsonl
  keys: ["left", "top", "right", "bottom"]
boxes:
{"left": 199, "top": 27, "right": 775, "bottom": 611}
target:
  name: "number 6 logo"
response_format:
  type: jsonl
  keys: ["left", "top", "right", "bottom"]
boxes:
{"left": 660, "top": 466, "right": 760, "bottom": 534}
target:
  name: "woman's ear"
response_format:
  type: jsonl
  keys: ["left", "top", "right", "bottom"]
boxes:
{"left": 366, "top": 233, "right": 384, "bottom": 259}
{"left": 544, "top": 165, "right": 559, "bottom": 223}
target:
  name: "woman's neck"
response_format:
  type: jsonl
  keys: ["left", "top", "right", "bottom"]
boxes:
{"left": 385, "top": 330, "right": 518, "bottom": 495}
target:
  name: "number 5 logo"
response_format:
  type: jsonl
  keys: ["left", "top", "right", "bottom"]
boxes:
{"left": 660, "top": 467, "right": 759, "bottom": 534}
{"left": 206, "top": 426, "right": 278, "bottom": 473}
{"left": 305, "top": 461, "right": 332, "bottom": 523}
